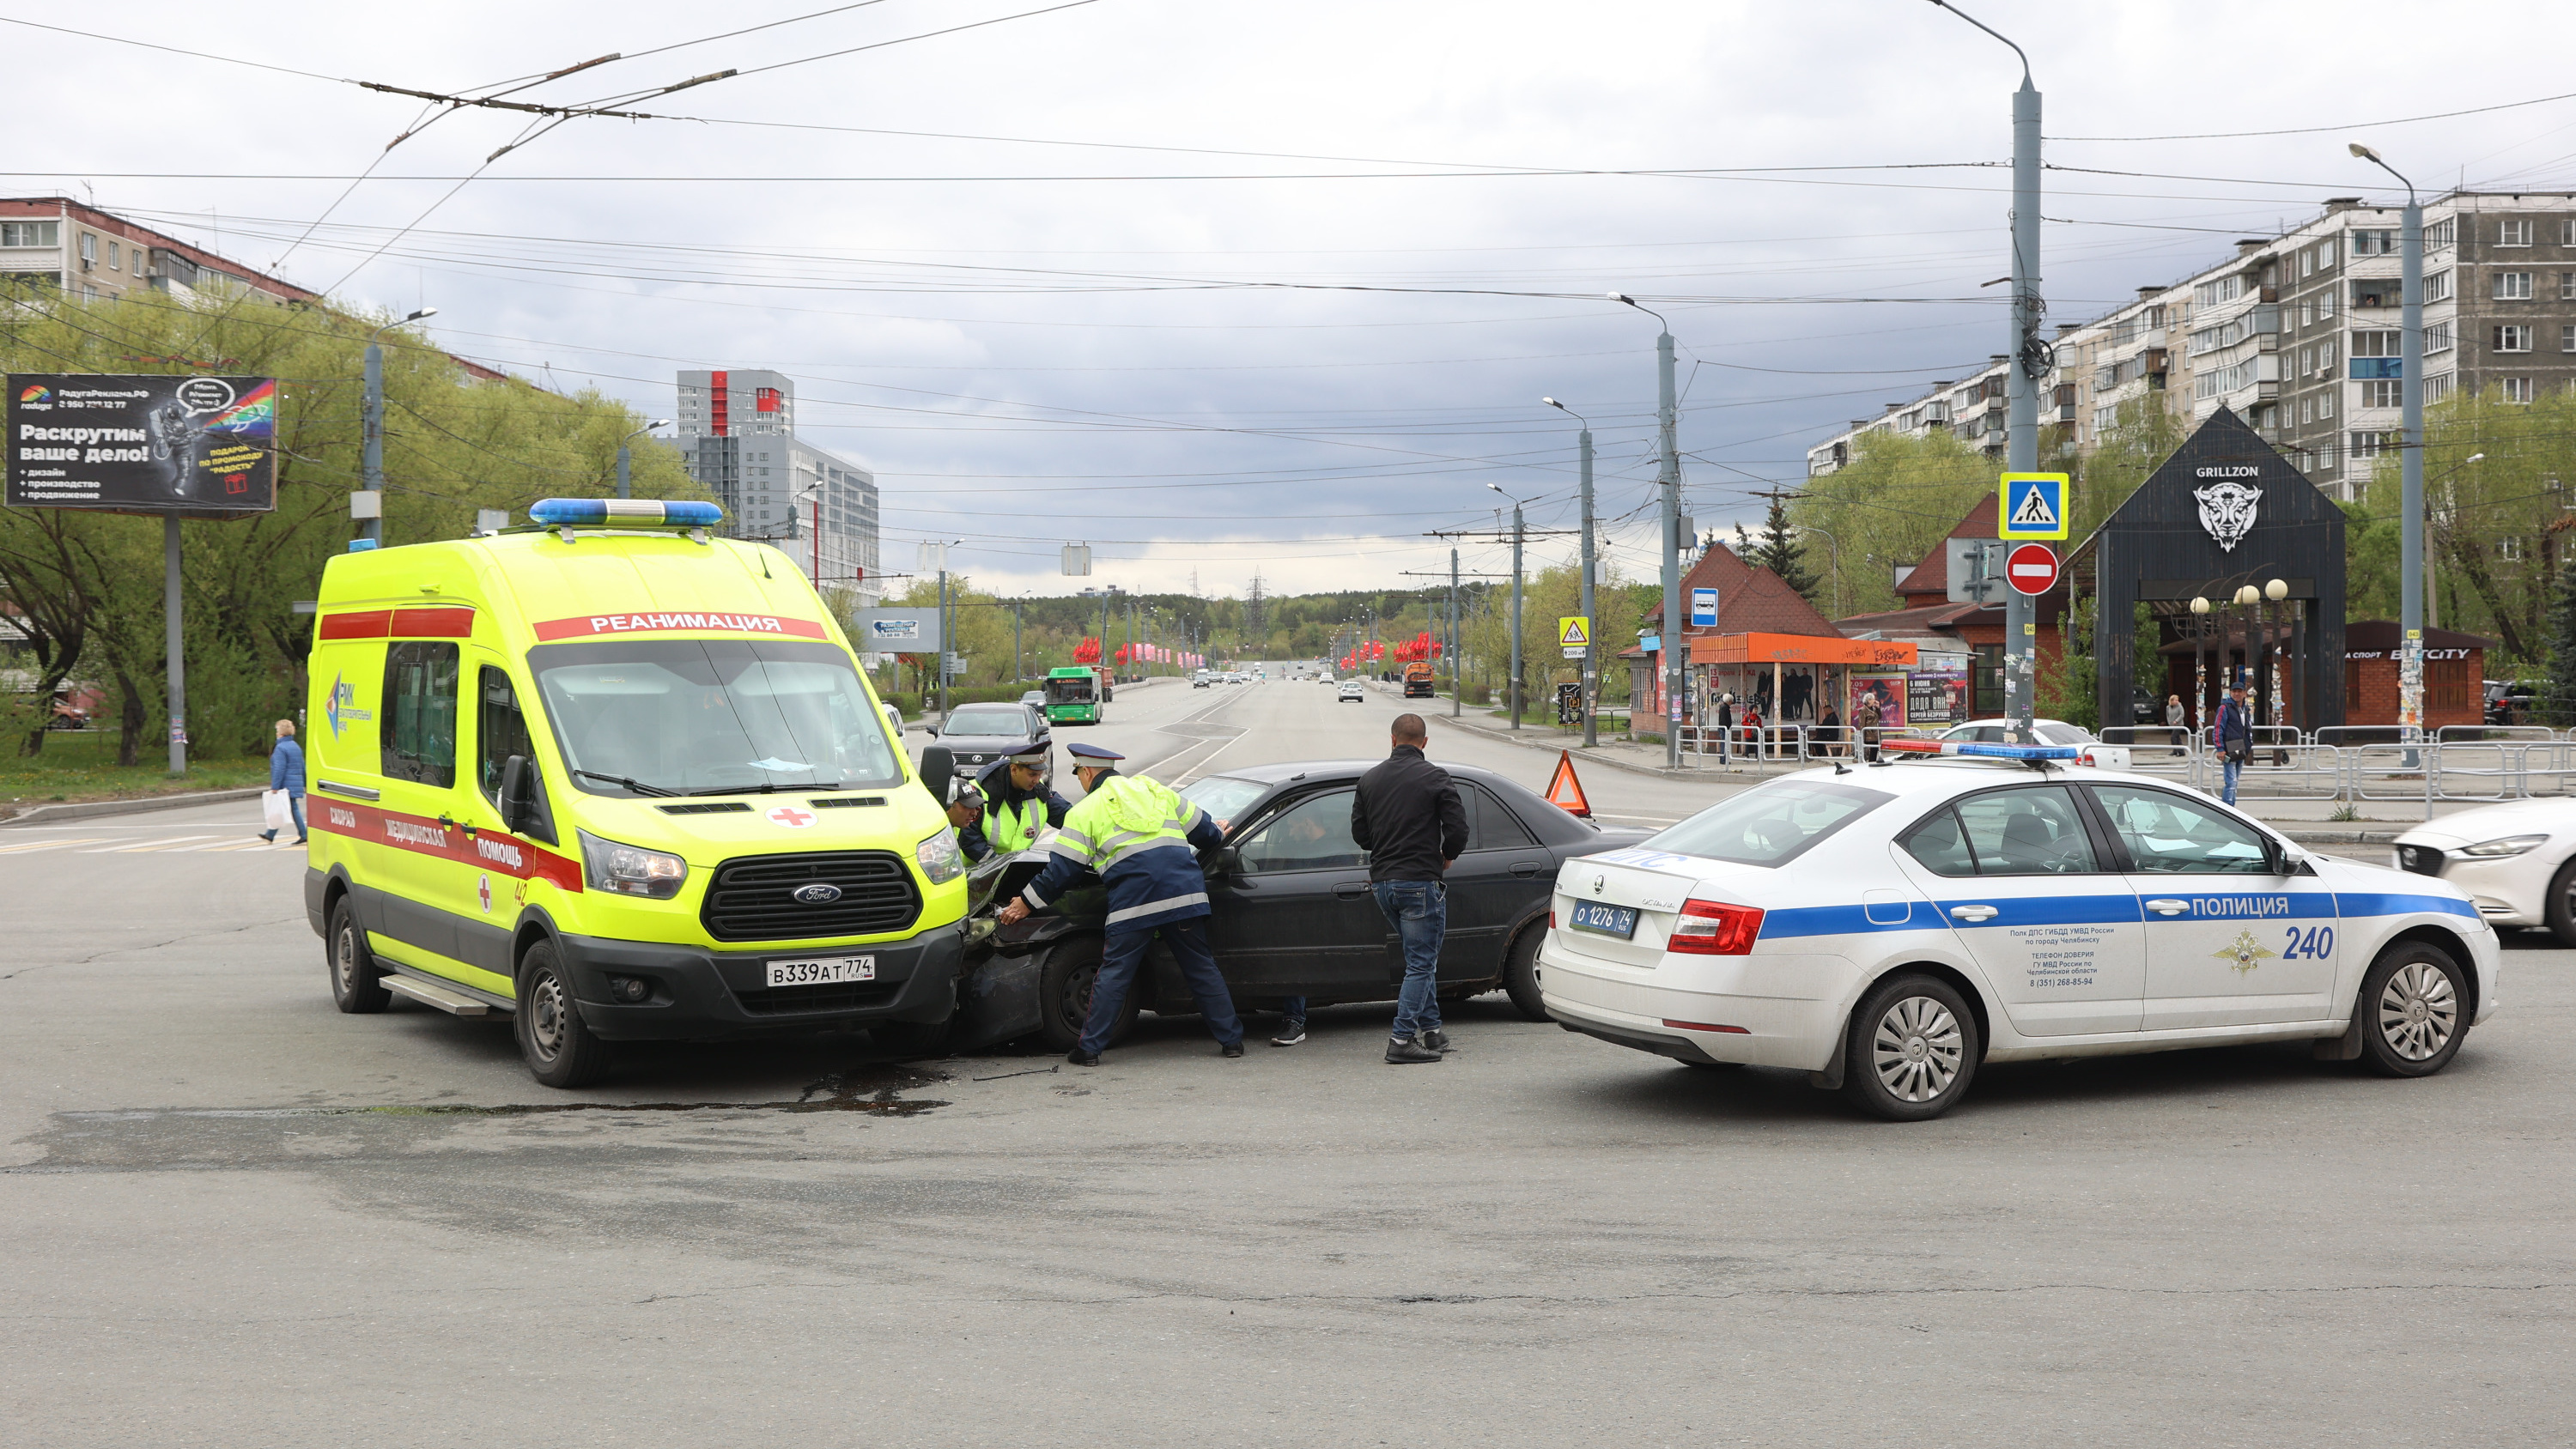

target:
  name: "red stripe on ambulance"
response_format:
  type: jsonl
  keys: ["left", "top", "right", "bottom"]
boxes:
{"left": 313, "top": 797, "right": 583, "bottom": 893}
{"left": 532, "top": 612, "right": 828, "bottom": 641}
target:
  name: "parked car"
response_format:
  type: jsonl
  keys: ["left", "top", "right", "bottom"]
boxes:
{"left": 2394, "top": 798, "right": 2576, "bottom": 942}
{"left": 927, "top": 702, "right": 1053, "bottom": 779}
{"left": 1938, "top": 718, "right": 2129, "bottom": 770}
{"left": 922, "top": 755, "right": 1650, "bottom": 1052}
{"left": 2485, "top": 679, "right": 2538, "bottom": 727}
{"left": 880, "top": 700, "right": 905, "bottom": 740}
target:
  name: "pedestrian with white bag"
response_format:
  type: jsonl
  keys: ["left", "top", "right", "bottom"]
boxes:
{"left": 259, "top": 718, "right": 306, "bottom": 846}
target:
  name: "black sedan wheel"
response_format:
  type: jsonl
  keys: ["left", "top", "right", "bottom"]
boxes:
{"left": 1038, "top": 937, "right": 1136, "bottom": 1052}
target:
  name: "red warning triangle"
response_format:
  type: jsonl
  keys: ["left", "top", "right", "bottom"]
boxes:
{"left": 1544, "top": 749, "right": 1592, "bottom": 817}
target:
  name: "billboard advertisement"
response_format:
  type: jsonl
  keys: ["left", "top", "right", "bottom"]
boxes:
{"left": 6, "top": 374, "right": 276, "bottom": 513}
{"left": 850, "top": 609, "right": 942, "bottom": 654}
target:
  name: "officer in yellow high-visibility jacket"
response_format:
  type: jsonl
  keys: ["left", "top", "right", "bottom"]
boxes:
{"left": 998, "top": 743, "right": 1241, "bottom": 1064}
{"left": 957, "top": 748, "right": 1071, "bottom": 864}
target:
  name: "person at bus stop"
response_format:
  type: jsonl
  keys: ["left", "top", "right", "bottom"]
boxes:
{"left": 997, "top": 742, "right": 1242, "bottom": 1065}
{"left": 2217, "top": 682, "right": 2253, "bottom": 804}
{"left": 1819, "top": 702, "right": 1844, "bottom": 758}
{"left": 2166, "top": 694, "right": 2189, "bottom": 759}
{"left": 1850, "top": 687, "right": 1883, "bottom": 762}
{"left": 259, "top": 718, "right": 306, "bottom": 846}
{"left": 957, "top": 748, "right": 1071, "bottom": 864}
{"left": 1716, "top": 693, "right": 1734, "bottom": 761}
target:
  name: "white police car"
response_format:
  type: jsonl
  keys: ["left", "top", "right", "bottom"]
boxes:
{"left": 1540, "top": 739, "right": 2497, "bottom": 1120}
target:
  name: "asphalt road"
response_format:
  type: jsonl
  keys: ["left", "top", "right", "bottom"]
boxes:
{"left": 3, "top": 678, "right": 2570, "bottom": 1446}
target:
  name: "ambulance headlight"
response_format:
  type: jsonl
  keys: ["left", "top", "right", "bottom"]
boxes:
{"left": 579, "top": 829, "right": 689, "bottom": 899}
{"left": 915, "top": 828, "right": 966, "bottom": 886}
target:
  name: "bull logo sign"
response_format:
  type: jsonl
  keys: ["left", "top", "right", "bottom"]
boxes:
{"left": 2192, "top": 470, "right": 2263, "bottom": 552}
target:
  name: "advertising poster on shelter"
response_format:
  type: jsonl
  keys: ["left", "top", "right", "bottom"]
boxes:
{"left": 6, "top": 373, "right": 276, "bottom": 512}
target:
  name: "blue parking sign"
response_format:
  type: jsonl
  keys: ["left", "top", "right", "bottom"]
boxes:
{"left": 1690, "top": 587, "right": 1718, "bottom": 627}
{"left": 1999, "top": 472, "right": 2069, "bottom": 540}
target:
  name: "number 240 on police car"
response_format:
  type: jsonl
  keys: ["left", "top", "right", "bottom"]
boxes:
{"left": 767, "top": 955, "right": 876, "bottom": 987}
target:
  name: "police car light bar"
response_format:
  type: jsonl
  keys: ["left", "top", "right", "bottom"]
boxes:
{"left": 1877, "top": 738, "right": 2082, "bottom": 761}
{"left": 526, "top": 498, "right": 726, "bottom": 529}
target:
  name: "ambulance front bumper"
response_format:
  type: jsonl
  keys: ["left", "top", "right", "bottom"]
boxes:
{"left": 556, "top": 921, "right": 967, "bottom": 1040}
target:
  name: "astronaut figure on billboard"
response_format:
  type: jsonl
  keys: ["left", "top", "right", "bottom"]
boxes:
{"left": 146, "top": 397, "right": 208, "bottom": 499}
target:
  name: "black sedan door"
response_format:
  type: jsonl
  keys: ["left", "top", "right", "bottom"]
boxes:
{"left": 1202, "top": 787, "right": 1391, "bottom": 998}
{"left": 1436, "top": 784, "right": 1553, "bottom": 981}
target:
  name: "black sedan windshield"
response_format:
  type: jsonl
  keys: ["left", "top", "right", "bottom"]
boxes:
{"left": 531, "top": 639, "right": 902, "bottom": 797}
{"left": 943, "top": 707, "right": 1031, "bottom": 737}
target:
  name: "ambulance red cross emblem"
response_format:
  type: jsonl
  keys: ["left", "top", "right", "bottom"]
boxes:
{"left": 477, "top": 874, "right": 493, "bottom": 913}
{"left": 767, "top": 805, "right": 817, "bottom": 829}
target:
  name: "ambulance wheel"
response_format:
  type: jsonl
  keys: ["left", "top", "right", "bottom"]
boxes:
{"left": 1841, "top": 973, "right": 1979, "bottom": 1122}
{"left": 514, "top": 942, "right": 612, "bottom": 1089}
{"left": 2545, "top": 859, "right": 2576, "bottom": 947}
{"left": 1038, "top": 937, "right": 1133, "bottom": 1052}
{"left": 326, "top": 896, "right": 390, "bottom": 1014}
{"left": 1500, "top": 925, "right": 1548, "bottom": 1022}
{"left": 2356, "top": 941, "right": 2468, "bottom": 1078}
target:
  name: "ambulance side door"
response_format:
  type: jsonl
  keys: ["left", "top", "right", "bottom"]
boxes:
{"left": 453, "top": 658, "right": 558, "bottom": 983}
{"left": 373, "top": 640, "right": 465, "bottom": 967}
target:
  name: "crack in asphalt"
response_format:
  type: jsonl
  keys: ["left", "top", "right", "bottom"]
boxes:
{"left": 2, "top": 914, "right": 302, "bottom": 980}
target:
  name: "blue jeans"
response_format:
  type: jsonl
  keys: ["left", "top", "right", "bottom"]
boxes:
{"left": 1375, "top": 880, "right": 1446, "bottom": 1040}
{"left": 1082, "top": 915, "right": 1242, "bottom": 1054}
{"left": 2221, "top": 755, "right": 2243, "bottom": 804}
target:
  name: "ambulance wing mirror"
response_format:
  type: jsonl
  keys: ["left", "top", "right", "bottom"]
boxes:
{"left": 499, "top": 755, "right": 538, "bottom": 836}
{"left": 919, "top": 745, "right": 956, "bottom": 807}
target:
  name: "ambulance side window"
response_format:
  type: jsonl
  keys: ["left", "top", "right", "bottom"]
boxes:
{"left": 477, "top": 667, "right": 554, "bottom": 840}
{"left": 381, "top": 642, "right": 459, "bottom": 788}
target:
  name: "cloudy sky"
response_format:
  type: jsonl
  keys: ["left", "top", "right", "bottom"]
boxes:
{"left": 10, "top": 0, "right": 2576, "bottom": 598}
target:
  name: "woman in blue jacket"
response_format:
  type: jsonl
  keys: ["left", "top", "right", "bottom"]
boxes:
{"left": 262, "top": 718, "right": 307, "bottom": 845}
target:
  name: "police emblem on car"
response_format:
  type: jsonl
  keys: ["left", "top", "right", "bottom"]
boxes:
{"left": 792, "top": 882, "right": 844, "bottom": 904}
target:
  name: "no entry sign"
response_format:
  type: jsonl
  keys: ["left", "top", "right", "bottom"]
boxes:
{"left": 2006, "top": 543, "right": 2060, "bottom": 596}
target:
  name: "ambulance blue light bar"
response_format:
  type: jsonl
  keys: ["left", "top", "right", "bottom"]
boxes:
{"left": 1878, "top": 738, "right": 2081, "bottom": 761}
{"left": 526, "top": 498, "right": 724, "bottom": 528}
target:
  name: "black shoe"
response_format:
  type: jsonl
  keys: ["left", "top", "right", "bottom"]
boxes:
{"left": 1386, "top": 1037, "right": 1443, "bottom": 1064}
{"left": 258, "top": 830, "right": 276, "bottom": 843}
{"left": 1270, "top": 1022, "right": 1306, "bottom": 1046}
{"left": 293, "top": 837, "right": 307, "bottom": 845}
{"left": 1066, "top": 1048, "right": 1100, "bottom": 1066}
{"left": 1220, "top": 1040, "right": 1245, "bottom": 1058}
{"left": 1421, "top": 1029, "right": 1451, "bottom": 1052}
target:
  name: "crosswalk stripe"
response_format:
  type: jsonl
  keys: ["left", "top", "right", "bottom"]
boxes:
{"left": 82, "top": 834, "right": 222, "bottom": 853}
{"left": 0, "top": 836, "right": 110, "bottom": 853}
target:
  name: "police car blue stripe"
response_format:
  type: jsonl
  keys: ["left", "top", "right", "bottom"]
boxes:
{"left": 2334, "top": 891, "right": 2480, "bottom": 921}
{"left": 2137, "top": 892, "right": 2337, "bottom": 922}
{"left": 1759, "top": 893, "right": 2142, "bottom": 939}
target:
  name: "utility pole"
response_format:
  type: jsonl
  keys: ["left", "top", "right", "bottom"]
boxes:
{"left": 937, "top": 565, "right": 951, "bottom": 718}
{"left": 1450, "top": 548, "right": 1461, "bottom": 718}
{"left": 617, "top": 419, "right": 668, "bottom": 500}
{"left": 1935, "top": 0, "right": 2044, "bottom": 733}
{"left": 1487, "top": 483, "right": 1529, "bottom": 730}
{"left": 1547, "top": 398, "right": 1600, "bottom": 748}
{"left": 2354, "top": 143, "right": 2426, "bottom": 749}
{"left": 361, "top": 308, "right": 436, "bottom": 548}
{"left": 1613, "top": 295, "right": 1685, "bottom": 765}
{"left": 1012, "top": 596, "right": 1023, "bottom": 682}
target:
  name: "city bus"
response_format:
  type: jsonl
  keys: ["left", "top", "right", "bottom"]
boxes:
{"left": 1043, "top": 665, "right": 1103, "bottom": 724}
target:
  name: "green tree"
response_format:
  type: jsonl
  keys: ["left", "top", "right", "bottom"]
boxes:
{"left": 1790, "top": 430, "right": 1993, "bottom": 616}
{"left": 2541, "top": 561, "right": 2576, "bottom": 727}
{"left": 1735, "top": 494, "right": 1820, "bottom": 602}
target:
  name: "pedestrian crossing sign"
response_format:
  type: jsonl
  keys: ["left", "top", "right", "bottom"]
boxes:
{"left": 1558, "top": 615, "right": 1589, "bottom": 648}
{"left": 2000, "top": 472, "right": 2069, "bottom": 540}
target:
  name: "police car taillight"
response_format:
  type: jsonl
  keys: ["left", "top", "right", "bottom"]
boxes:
{"left": 1668, "top": 898, "right": 1762, "bottom": 955}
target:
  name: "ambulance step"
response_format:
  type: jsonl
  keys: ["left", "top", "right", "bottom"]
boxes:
{"left": 382, "top": 973, "right": 494, "bottom": 1016}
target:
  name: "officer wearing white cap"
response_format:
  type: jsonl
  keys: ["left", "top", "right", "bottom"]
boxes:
{"left": 957, "top": 747, "right": 1072, "bottom": 863}
{"left": 998, "top": 743, "right": 1243, "bottom": 1064}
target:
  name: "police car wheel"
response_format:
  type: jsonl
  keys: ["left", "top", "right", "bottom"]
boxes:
{"left": 326, "top": 896, "right": 390, "bottom": 1015}
{"left": 2544, "top": 858, "right": 2576, "bottom": 948}
{"left": 2356, "top": 942, "right": 2468, "bottom": 1078}
{"left": 514, "top": 943, "right": 613, "bottom": 1089}
{"left": 1499, "top": 925, "right": 1548, "bottom": 1022}
{"left": 1841, "top": 973, "right": 1979, "bottom": 1122}
{"left": 1037, "top": 937, "right": 1134, "bottom": 1052}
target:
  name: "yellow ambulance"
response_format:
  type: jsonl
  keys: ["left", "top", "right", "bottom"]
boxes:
{"left": 301, "top": 498, "right": 968, "bottom": 1087}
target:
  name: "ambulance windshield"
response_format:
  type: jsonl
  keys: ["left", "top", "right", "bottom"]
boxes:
{"left": 530, "top": 639, "right": 902, "bottom": 797}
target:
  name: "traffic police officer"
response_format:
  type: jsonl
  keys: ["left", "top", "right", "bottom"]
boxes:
{"left": 997, "top": 742, "right": 1243, "bottom": 1064}
{"left": 958, "top": 747, "right": 1071, "bottom": 864}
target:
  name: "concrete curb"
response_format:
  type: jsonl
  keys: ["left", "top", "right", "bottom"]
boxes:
{"left": 0, "top": 786, "right": 267, "bottom": 828}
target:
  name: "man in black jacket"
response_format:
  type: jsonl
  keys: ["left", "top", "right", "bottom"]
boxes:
{"left": 1350, "top": 712, "right": 1469, "bottom": 1064}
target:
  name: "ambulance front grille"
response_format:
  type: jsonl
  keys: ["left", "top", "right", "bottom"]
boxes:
{"left": 701, "top": 850, "right": 921, "bottom": 942}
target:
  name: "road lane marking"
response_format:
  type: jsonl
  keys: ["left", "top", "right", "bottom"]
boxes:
{"left": 0, "top": 836, "right": 110, "bottom": 853}
{"left": 80, "top": 834, "right": 222, "bottom": 853}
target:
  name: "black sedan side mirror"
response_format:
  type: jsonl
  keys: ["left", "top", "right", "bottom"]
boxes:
{"left": 1206, "top": 845, "right": 1242, "bottom": 877}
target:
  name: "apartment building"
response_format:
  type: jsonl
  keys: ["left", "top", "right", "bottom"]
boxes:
{"left": 0, "top": 197, "right": 319, "bottom": 306}
{"left": 1807, "top": 191, "right": 2576, "bottom": 502}
{"left": 674, "top": 369, "right": 881, "bottom": 600}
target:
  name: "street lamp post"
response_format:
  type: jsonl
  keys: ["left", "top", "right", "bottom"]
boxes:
{"left": 1612, "top": 294, "right": 1684, "bottom": 766}
{"left": 361, "top": 306, "right": 438, "bottom": 546}
{"left": 1932, "top": 0, "right": 2043, "bottom": 732}
{"left": 617, "top": 419, "right": 671, "bottom": 500}
{"left": 1546, "top": 397, "right": 1600, "bottom": 747}
{"left": 2351, "top": 142, "right": 2427, "bottom": 745}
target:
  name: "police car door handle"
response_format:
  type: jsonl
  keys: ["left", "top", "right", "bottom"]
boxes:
{"left": 1947, "top": 904, "right": 1999, "bottom": 922}
{"left": 2145, "top": 898, "right": 2190, "bottom": 916}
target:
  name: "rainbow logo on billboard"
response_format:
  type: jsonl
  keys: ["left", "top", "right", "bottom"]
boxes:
{"left": 17, "top": 384, "right": 50, "bottom": 403}
{"left": 206, "top": 379, "right": 275, "bottom": 438}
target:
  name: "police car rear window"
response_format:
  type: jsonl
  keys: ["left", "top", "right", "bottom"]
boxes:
{"left": 1648, "top": 779, "right": 1892, "bottom": 868}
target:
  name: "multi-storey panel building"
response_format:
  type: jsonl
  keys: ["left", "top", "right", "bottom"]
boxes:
{"left": 1807, "top": 191, "right": 2576, "bottom": 504}
{"left": 0, "top": 197, "right": 322, "bottom": 306}
{"left": 673, "top": 369, "right": 881, "bottom": 602}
